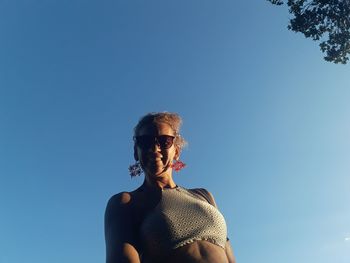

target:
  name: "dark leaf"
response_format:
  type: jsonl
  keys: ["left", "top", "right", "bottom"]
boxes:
{"left": 268, "top": 0, "right": 350, "bottom": 64}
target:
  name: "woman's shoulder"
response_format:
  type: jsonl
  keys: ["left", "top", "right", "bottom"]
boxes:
{"left": 186, "top": 187, "right": 218, "bottom": 207}
{"left": 107, "top": 185, "right": 144, "bottom": 205}
{"left": 106, "top": 186, "right": 150, "bottom": 214}
{"left": 106, "top": 191, "right": 132, "bottom": 207}
{"left": 104, "top": 190, "right": 142, "bottom": 226}
{"left": 104, "top": 193, "right": 132, "bottom": 223}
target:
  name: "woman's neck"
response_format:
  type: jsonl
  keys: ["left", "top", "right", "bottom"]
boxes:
{"left": 143, "top": 173, "right": 177, "bottom": 190}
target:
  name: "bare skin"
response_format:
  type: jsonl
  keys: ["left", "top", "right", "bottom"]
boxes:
{"left": 105, "top": 122, "right": 236, "bottom": 263}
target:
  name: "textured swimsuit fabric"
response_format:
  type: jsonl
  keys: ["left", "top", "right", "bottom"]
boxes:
{"left": 140, "top": 186, "right": 227, "bottom": 255}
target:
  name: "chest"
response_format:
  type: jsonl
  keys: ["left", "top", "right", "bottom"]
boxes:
{"left": 139, "top": 187, "right": 227, "bottom": 256}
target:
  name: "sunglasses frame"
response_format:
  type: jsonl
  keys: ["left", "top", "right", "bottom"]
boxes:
{"left": 134, "top": 135, "right": 176, "bottom": 150}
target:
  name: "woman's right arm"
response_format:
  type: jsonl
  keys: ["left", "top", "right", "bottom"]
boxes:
{"left": 104, "top": 193, "right": 141, "bottom": 263}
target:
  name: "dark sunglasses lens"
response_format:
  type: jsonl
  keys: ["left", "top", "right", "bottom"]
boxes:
{"left": 136, "top": 136, "right": 153, "bottom": 149}
{"left": 136, "top": 135, "right": 174, "bottom": 149}
{"left": 157, "top": 135, "right": 174, "bottom": 149}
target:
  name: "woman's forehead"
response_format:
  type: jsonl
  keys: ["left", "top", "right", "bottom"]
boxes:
{"left": 137, "top": 122, "right": 175, "bottom": 136}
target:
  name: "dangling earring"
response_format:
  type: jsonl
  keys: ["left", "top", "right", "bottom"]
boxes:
{"left": 171, "top": 160, "right": 186, "bottom": 172}
{"left": 129, "top": 161, "right": 143, "bottom": 177}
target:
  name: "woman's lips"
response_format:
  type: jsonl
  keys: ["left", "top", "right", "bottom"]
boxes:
{"left": 146, "top": 155, "right": 165, "bottom": 167}
{"left": 152, "top": 158, "right": 163, "bottom": 164}
{"left": 148, "top": 154, "right": 163, "bottom": 160}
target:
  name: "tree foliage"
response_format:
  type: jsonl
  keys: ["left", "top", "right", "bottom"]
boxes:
{"left": 268, "top": 0, "right": 350, "bottom": 64}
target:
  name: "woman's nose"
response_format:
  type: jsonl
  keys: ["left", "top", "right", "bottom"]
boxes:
{"left": 149, "top": 142, "right": 161, "bottom": 152}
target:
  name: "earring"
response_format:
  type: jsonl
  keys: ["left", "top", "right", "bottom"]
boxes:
{"left": 129, "top": 161, "right": 143, "bottom": 177}
{"left": 171, "top": 160, "right": 186, "bottom": 172}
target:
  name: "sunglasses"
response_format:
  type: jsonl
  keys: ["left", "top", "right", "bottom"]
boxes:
{"left": 134, "top": 135, "right": 175, "bottom": 150}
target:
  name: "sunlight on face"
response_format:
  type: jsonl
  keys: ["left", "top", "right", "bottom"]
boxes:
{"left": 136, "top": 122, "right": 178, "bottom": 177}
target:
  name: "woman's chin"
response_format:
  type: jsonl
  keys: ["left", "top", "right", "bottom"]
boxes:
{"left": 145, "top": 165, "right": 168, "bottom": 177}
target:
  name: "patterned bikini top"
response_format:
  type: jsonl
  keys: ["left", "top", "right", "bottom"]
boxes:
{"left": 140, "top": 186, "right": 227, "bottom": 257}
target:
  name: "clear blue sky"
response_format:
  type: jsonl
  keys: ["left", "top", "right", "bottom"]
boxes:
{"left": 1, "top": 1, "right": 349, "bottom": 262}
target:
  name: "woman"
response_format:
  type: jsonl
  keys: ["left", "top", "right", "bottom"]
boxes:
{"left": 105, "top": 112, "right": 235, "bottom": 263}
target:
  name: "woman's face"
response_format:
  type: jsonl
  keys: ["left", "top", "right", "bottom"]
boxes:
{"left": 134, "top": 122, "right": 179, "bottom": 177}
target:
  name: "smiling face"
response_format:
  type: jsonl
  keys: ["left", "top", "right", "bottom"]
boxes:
{"left": 134, "top": 122, "right": 179, "bottom": 178}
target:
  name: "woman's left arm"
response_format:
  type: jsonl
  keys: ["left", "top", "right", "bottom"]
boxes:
{"left": 225, "top": 239, "right": 236, "bottom": 263}
{"left": 204, "top": 190, "right": 236, "bottom": 263}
